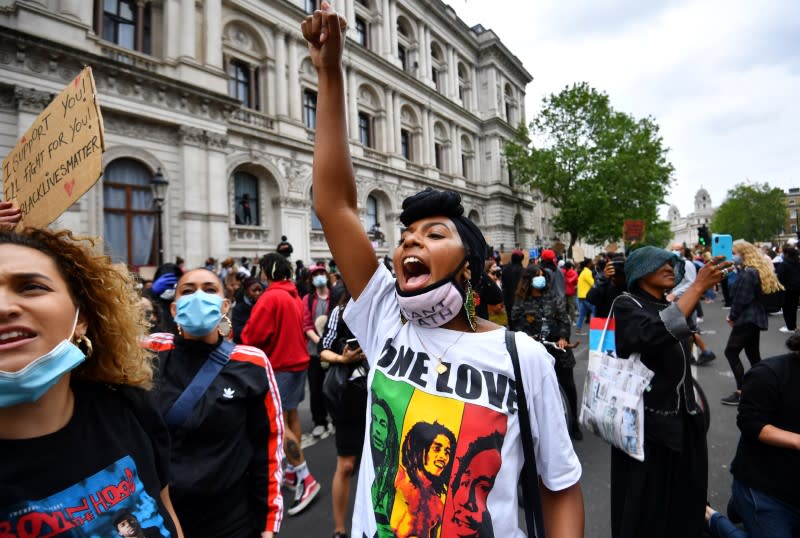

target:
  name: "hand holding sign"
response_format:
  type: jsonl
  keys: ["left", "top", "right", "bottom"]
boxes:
{"left": 0, "top": 201, "right": 22, "bottom": 231}
{"left": 2, "top": 67, "right": 105, "bottom": 228}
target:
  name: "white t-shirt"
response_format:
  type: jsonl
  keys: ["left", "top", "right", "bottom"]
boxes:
{"left": 344, "top": 265, "right": 581, "bottom": 538}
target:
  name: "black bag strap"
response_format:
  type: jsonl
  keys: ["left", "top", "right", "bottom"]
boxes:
{"left": 505, "top": 330, "right": 547, "bottom": 538}
{"left": 164, "top": 339, "right": 234, "bottom": 431}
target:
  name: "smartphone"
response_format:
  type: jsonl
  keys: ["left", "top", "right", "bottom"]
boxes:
{"left": 611, "top": 259, "right": 625, "bottom": 273}
{"left": 346, "top": 338, "right": 360, "bottom": 350}
{"left": 712, "top": 234, "right": 733, "bottom": 261}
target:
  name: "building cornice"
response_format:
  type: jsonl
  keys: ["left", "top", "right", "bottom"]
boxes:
{"left": 0, "top": 28, "right": 240, "bottom": 126}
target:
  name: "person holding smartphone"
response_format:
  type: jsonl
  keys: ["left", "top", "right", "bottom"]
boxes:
{"left": 318, "top": 287, "right": 368, "bottom": 538}
{"left": 587, "top": 253, "right": 627, "bottom": 318}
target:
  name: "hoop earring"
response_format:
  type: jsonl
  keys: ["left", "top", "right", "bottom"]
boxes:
{"left": 463, "top": 280, "right": 478, "bottom": 332}
{"left": 76, "top": 335, "right": 94, "bottom": 358}
{"left": 218, "top": 315, "right": 232, "bottom": 338}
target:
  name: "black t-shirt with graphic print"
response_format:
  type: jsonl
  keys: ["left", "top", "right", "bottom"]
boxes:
{"left": 0, "top": 381, "right": 176, "bottom": 537}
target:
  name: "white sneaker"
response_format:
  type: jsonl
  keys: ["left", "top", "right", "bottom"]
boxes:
{"left": 696, "top": 317, "right": 704, "bottom": 323}
{"left": 311, "top": 425, "right": 326, "bottom": 438}
{"left": 779, "top": 326, "right": 794, "bottom": 333}
{"left": 300, "top": 433, "right": 317, "bottom": 449}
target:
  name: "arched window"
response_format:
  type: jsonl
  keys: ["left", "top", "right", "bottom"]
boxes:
{"left": 234, "top": 171, "right": 259, "bottom": 225}
{"left": 103, "top": 158, "right": 155, "bottom": 267}
{"left": 504, "top": 83, "right": 516, "bottom": 124}
{"left": 514, "top": 214, "right": 523, "bottom": 247}
{"left": 460, "top": 134, "right": 474, "bottom": 179}
{"left": 433, "top": 122, "right": 449, "bottom": 172}
{"left": 430, "top": 41, "right": 446, "bottom": 93}
{"left": 457, "top": 62, "right": 470, "bottom": 107}
{"left": 366, "top": 195, "right": 378, "bottom": 230}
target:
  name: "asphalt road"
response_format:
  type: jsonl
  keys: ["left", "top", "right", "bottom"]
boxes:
{"left": 279, "top": 300, "right": 791, "bottom": 537}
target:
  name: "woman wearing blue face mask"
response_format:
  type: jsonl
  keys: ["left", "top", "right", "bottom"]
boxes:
{"left": 721, "top": 240, "right": 785, "bottom": 406}
{"left": 511, "top": 265, "right": 581, "bottom": 440}
{"left": 143, "top": 269, "right": 285, "bottom": 538}
{"left": 0, "top": 228, "right": 182, "bottom": 537}
{"left": 303, "top": 263, "right": 333, "bottom": 439}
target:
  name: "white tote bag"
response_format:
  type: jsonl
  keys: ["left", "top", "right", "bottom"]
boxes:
{"left": 579, "top": 297, "right": 654, "bottom": 461}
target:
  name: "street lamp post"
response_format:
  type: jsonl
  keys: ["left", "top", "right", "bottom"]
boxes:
{"left": 150, "top": 168, "right": 169, "bottom": 267}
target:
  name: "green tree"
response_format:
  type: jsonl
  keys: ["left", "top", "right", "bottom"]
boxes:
{"left": 504, "top": 82, "right": 674, "bottom": 256}
{"left": 640, "top": 219, "right": 673, "bottom": 248}
{"left": 711, "top": 183, "right": 787, "bottom": 242}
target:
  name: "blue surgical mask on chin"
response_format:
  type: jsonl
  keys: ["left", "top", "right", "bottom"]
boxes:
{"left": 0, "top": 308, "right": 86, "bottom": 408}
{"left": 174, "top": 291, "right": 224, "bottom": 337}
{"left": 532, "top": 276, "right": 547, "bottom": 289}
{"left": 732, "top": 254, "right": 743, "bottom": 265}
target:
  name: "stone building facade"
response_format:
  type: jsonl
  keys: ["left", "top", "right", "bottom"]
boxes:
{"left": 668, "top": 187, "right": 716, "bottom": 247}
{"left": 1, "top": 0, "right": 548, "bottom": 269}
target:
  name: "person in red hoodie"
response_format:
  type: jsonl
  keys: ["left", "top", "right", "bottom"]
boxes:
{"left": 243, "top": 253, "right": 321, "bottom": 516}
{"left": 562, "top": 260, "right": 579, "bottom": 322}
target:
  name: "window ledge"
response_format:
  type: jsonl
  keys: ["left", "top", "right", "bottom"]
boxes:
{"left": 363, "top": 147, "right": 388, "bottom": 163}
{"left": 229, "top": 225, "right": 270, "bottom": 243}
{"left": 230, "top": 108, "right": 275, "bottom": 132}
{"left": 90, "top": 37, "right": 160, "bottom": 72}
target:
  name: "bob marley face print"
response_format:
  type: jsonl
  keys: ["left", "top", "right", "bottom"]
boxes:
{"left": 423, "top": 434, "right": 452, "bottom": 478}
{"left": 448, "top": 431, "right": 504, "bottom": 538}
{"left": 371, "top": 402, "right": 390, "bottom": 451}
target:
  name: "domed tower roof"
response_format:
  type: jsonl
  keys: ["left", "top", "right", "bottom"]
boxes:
{"left": 695, "top": 187, "right": 711, "bottom": 212}
{"left": 668, "top": 205, "right": 681, "bottom": 221}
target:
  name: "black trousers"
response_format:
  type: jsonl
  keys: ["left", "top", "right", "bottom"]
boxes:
{"left": 307, "top": 354, "right": 328, "bottom": 427}
{"left": 782, "top": 289, "right": 800, "bottom": 330}
{"left": 721, "top": 278, "right": 731, "bottom": 306}
{"left": 724, "top": 323, "right": 762, "bottom": 389}
{"left": 611, "top": 413, "right": 707, "bottom": 538}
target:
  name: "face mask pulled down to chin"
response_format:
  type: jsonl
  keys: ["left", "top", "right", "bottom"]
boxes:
{"left": 395, "top": 259, "right": 466, "bottom": 328}
{"left": 0, "top": 308, "right": 86, "bottom": 408}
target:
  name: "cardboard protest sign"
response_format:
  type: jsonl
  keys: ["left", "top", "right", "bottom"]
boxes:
{"left": 2, "top": 67, "right": 105, "bottom": 228}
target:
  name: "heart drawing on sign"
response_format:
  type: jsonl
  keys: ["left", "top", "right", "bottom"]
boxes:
{"left": 64, "top": 178, "right": 76, "bottom": 197}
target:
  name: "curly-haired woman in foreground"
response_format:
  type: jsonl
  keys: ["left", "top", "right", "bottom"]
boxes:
{"left": 0, "top": 227, "right": 182, "bottom": 536}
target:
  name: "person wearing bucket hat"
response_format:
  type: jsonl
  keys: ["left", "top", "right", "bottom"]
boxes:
{"left": 610, "top": 246, "right": 731, "bottom": 538}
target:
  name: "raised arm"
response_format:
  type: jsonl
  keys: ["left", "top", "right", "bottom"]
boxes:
{"left": 302, "top": 3, "right": 378, "bottom": 299}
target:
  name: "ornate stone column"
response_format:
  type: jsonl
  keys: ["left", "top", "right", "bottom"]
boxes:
{"left": 288, "top": 37, "right": 301, "bottom": 121}
{"left": 275, "top": 31, "right": 288, "bottom": 117}
{"left": 347, "top": 67, "right": 359, "bottom": 141}
{"left": 180, "top": 0, "right": 195, "bottom": 59}
{"left": 204, "top": 0, "right": 223, "bottom": 68}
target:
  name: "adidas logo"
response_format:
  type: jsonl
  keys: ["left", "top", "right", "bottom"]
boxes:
{"left": 222, "top": 387, "right": 235, "bottom": 399}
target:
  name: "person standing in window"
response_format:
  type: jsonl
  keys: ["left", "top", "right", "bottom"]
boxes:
{"left": 240, "top": 193, "right": 253, "bottom": 225}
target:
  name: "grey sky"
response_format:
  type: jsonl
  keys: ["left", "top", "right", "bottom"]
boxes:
{"left": 453, "top": 0, "right": 800, "bottom": 217}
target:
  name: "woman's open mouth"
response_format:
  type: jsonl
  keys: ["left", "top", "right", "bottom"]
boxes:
{"left": 402, "top": 256, "right": 431, "bottom": 290}
{"left": 0, "top": 328, "right": 37, "bottom": 350}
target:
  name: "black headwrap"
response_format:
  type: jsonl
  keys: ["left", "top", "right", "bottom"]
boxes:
{"left": 399, "top": 188, "right": 489, "bottom": 287}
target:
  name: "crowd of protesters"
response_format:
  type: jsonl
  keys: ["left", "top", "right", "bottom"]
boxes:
{"left": 2, "top": 3, "right": 798, "bottom": 537}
